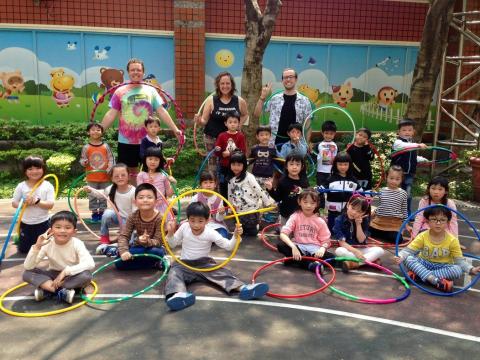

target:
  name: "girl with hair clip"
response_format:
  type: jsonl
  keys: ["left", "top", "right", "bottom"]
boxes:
{"left": 412, "top": 176, "right": 458, "bottom": 239}
{"left": 84, "top": 163, "right": 136, "bottom": 254}
{"left": 332, "top": 195, "right": 384, "bottom": 272}
{"left": 323, "top": 152, "right": 362, "bottom": 231}
{"left": 228, "top": 151, "right": 275, "bottom": 236}
{"left": 12, "top": 156, "right": 55, "bottom": 253}
{"left": 265, "top": 151, "right": 310, "bottom": 224}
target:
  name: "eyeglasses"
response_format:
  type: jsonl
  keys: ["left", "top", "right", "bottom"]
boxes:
{"left": 282, "top": 75, "right": 296, "bottom": 80}
{"left": 428, "top": 218, "right": 448, "bottom": 224}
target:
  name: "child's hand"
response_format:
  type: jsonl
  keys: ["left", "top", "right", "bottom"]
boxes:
{"left": 166, "top": 157, "right": 175, "bottom": 167}
{"left": 394, "top": 256, "right": 403, "bottom": 265}
{"left": 264, "top": 178, "right": 273, "bottom": 190}
{"left": 35, "top": 229, "right": 53, "bottom": 250}
{"left": 353, "top": 250, "right": 366, "bottom": 261}
{"left": 166, "top": 220, "right": 176, "bottom": 236}
{"left": 222, "top": 150, "right": 230, "bottom": 158}
{"left": 217, "top": 206, "right": 225, "bottom": 215}
{"left": 234, "top": 223, "right": 243, "bottom": 237}
{"left": 214, "top": 146, "right": 221, "bottom": 152}
{"left": 194, "top": 114, "right": 205, "bottom": 125}
{"left": 52, "top": 270, "right": 66, "bottom": 289}
{"left": 83, "top": 186, "right": 92, "bottom": 193}
{"left": 419, "top": 143, "right": 428, "bottom": 149}
{"left": 314, "top": 247, "right": 326, "bottom": 258}
{"left": 167, "top": 175, "right": 177, "bottom": 184}
{"left": 24, "top": 194, "right": 36, "bottom": 206}
{"left": 291, "top": 246, "right": 302, "bottom": 261}
{"left": 138, "top": 230, "right": 150, "bottom": 245}
{"left": 470, "top": 266, "right": 480, "bottom": 275}
{"left": 121, "top": 251, "right": 132, "bottom": 261}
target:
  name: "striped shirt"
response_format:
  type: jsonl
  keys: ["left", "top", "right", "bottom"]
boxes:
{"left": 375, "top": 187, "right": 408, "bottom": 219}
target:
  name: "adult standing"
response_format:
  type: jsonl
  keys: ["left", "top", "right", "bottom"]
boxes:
{"left": 254, "top": 68, "right": 312, "bottom": 151}
{"left": 101, "top": 58, "right": 182, "bottom": 178}
{"left": 195, "top": 72, "right": 248, "bottom": 173}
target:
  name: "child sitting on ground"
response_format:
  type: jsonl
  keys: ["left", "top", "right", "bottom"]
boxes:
{"left": 346, "top": 127, "right": 374, "bottom": 190}
{"left": 333, "top": 196, "right": 384, "bottom": 272}
{"left": 23, "top": 211, "right": 94, "bottom": 304}
{"left": 278, "top": 123, "right": 308, "bottom": 159}
{"left": 112, "top": 183, "right": 167, "bottom": 270}
{"left": 395, "top": 206, "right": 479, "bottom": 292}
{"left": 164, "top": 202, "right": 269, "bottom": 311}
{"left": 278, "top": 188, "right": 333, "bottom": 271}
{"left": 192, "top": 170, "right": 228, "bottom": 238}
{"left": 79, "top": 122, "right": 115, "bottom": 222}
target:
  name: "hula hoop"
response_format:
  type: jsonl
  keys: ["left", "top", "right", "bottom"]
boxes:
{"left": 316, "top": 257, "right": 410, "bottom": 304}
{"left": 0, "top": 198, "right": 24, "bottom": 264}
{"left": 391, "top": 146, "right": 457, "bottom": 167}
{"left": 67, "top": 170, "right": 107, "bottom": 215}
{"left": 193, "top": 92, "right": 215, "bottom": 156}
{"left": 395, "top": 204, "right": 480, "bottom": 297}
{"left": 0, "top": 281, "right": 98, "bottom": 317}
{"left": 192, "top": 148, "right": 216, "bottom": 187}
{"left": 303, "top": 104, "right": 356, "bottom": 155}
{"left": 224, "top": 206, "right": 277, "bottom": 220}
{"left": 315, "top": 187, "right": 381, "bottom": 197}
{"left": 251, "top": 256, "right": 336, "bottom": 299}
{"left": 160, "top": 169, "right": 181, "bottom": 223}
{"left": 90, "top": 82, "right": 186, "bottom": 162}
{"left": 260, "top": 223, "right": 281, "bottom": 251}
{"left": 80, "top": 254, "right": 169, "bottom": 304}
{"left": 73, "top": 187, "right": 122, "bottom": 239}
{"left": 346, "top": 142, "right": 385, "bottom": 191}
{"left": 16, "top": 174, "right": 59, "bottom": 236}
{"left": 161, "top": 189, "right": 241, "bottom": 272}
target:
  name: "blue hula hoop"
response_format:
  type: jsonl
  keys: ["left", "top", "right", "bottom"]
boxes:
{"left": 315, "top": 187, "right": 381, "bottom": 197}
{"left": 395, "top": 204, "right": 480, "bottom": 297}
{"left": 0, "top": 198, "right": 24, "bottom": 264}
{"left": 193, "top": 148, "right": 216, "bottom": 188}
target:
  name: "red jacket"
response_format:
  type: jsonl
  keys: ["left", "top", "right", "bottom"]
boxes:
{"left": 214, "top": 131, "right": 247, "bottom": 167}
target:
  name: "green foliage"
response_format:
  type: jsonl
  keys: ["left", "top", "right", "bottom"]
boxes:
{"left": 369, "top": 131, "right": 397, "bottom": 187}
{"left": 46, "top": 153, "right": 76, "bottom": 178}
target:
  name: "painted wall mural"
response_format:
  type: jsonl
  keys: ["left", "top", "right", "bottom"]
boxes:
{"left": 205, "top": 39, "right": 437, "bottom": 132}
{"left": 0, "top": 29, "right": 174, "bottom": 125}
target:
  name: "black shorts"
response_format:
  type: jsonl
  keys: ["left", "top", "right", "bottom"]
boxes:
{"left": 118, "top": 143, "right": 141, "bottom": 167}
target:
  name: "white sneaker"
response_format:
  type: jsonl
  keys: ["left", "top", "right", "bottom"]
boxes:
{"left": 34, "top": 287, "right": 44, "bottom": 302}
{"left": 95, "top": 243, "right": 108, "bottom": 255}
{"left": 57, "top": 288, "right": 75, "bottom": 304}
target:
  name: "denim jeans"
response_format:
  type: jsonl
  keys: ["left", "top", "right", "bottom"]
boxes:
{"left": 114, "top": 245, "right": 166, "bottom": 271}
{"left": 402, "top": 174, "right": 414, "bottom": 216}
{"left": 100, "top": 209, "right": 126, "bottom": 236}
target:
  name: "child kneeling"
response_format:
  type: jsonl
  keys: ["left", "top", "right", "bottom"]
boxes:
{"left": 395, "top": 206, "right": 480, "bottom": 292}
{"left": 23, "top": 211, "right": 94, "bottom": 304}
{"left": 164, "top": 202, "right": 269, "bottom": 311}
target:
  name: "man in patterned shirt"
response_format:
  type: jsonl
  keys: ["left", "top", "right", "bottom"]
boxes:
{"left": 254, "top": 68, "right": 312, "bottom": 150}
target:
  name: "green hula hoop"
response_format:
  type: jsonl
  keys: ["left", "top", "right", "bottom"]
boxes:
{"left": 303, "top": 104, "right": 356, "bottom": 155}
{"left": 80, "top": 253, "right": 169, "bottom": 304}
{"left": 67, "top": 170, "right": 108, "bottom": 215}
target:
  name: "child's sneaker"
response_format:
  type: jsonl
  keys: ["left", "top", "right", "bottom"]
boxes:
{"left": 95, "top": 243, "right": 108, "bottom": 255}
{"left": 34, "top": 288, "right": 45, "bottom": 302}
{"left": 56, "top": 288, "right": 75, "bottom": 304}
{"left": 342, "top": 261, "right": 359, "bottom": 273}
{"left": 307, "top": 261, "right": 324, "bottom": 274}
{"left": 166, "top": 292, "right": 196, "bottom": 311}
{"left": 435, "top": 278, "right": 453, "bottom": 293}
{"left": 239, "top": 282, "right": 269, "bottom": 300}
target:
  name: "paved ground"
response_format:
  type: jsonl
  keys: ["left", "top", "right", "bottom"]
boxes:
{"left": 0, "top": 198, "right": 479, "bottom": 360}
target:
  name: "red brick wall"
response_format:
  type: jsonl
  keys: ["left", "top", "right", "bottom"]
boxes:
{"left": 206, "top": 0, "right": 428, "bottom": 42}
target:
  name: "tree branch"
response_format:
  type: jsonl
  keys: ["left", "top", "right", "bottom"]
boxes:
{"left": 244, "top": 0, "right": 262, "bottom": 22}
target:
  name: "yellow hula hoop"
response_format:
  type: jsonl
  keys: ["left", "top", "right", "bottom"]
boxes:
{"left": 16, "top": 174, "right": 60, "bottom": 236}
{"left": 73, "top": 187, "right": 123, "bottom": 240}
{"left": 0, "top": 280, "right": 98, "bottom": 317}
{"left": 161, "top": 189, "right": 241, "bottom": 272}
{"left": 223, "top": 206, "right": 277, "bottom": 220}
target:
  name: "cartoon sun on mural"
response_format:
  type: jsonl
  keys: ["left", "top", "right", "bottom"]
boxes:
{"left": 331, "top": 81, "right": 353, "bottom": 108}
{"left": 298, "top": 84, "right": 322, "bottom": 107}
{"left": 0, "top": 70, "right": 25, "bottom": 103}
{"left": 215, "top": 49, "right": 235, "bottom": 68}
{"left": 377, "top": 86, "right": 398, "bottom": 111}
{"left": 50, "top": 68, "right": 75, "bottom": 108}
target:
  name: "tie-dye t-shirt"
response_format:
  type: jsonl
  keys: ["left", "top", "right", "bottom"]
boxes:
{"left": 109, "top": 83, "right": 163, "bottom": 145}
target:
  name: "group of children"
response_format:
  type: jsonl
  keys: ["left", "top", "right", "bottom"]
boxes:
{"left": 12, "top": 115, "right": 479, "bottom": 310}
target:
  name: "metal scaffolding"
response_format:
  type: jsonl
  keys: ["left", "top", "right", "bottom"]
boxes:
{"left": 434, "top": 3, "right": 480, "bottom": 154}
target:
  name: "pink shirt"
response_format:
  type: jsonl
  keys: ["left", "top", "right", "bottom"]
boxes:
{"left": 412, "top": 197, "right": 458, "bottom": 238}
{"left": 281, "top": 211, "right": 331, "bottom": 247}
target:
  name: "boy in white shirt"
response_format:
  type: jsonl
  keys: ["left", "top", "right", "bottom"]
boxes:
{"left": 164, "top": 201, "right": 269, "bottom": 311}
{"left": 23, "top": 211, "right": 95, "bottom": 304}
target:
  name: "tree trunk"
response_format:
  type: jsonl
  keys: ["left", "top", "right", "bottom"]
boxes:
{"left": 241, "top": 0, "right": 282, "bottom": 144}
{"left": 405, "top": 0, "right": 456, "bottom": 140}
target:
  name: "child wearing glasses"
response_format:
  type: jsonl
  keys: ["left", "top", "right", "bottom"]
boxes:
{"left": 395, "top": 206, "right": 480, "bottom": 293}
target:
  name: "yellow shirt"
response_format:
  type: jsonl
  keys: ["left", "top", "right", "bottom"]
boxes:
{"left": 408, "top": 231, "right": 463, "bottom": 264}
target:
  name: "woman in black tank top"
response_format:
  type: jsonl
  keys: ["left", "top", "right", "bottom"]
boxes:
{"left": 194, "top": 72, "right": 248, "bottom": 173}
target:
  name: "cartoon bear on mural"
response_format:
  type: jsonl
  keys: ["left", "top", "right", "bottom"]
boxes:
{"left": 100, "top": 67, "right": 124, "bottom": 90}
{"left": 50, "top": 68, "right": 75, "bottom": 108}
{"left": 331, "top": 81, "right": 353, "bottom": 108}
{"left": 0, "top": 70, "right": 25, "bottom": 103}
{"left": 298, "top": 84, "right": 322, "bottom": 107}
{"left": 377, "top": 86, "right": 398, "bottom": 111}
